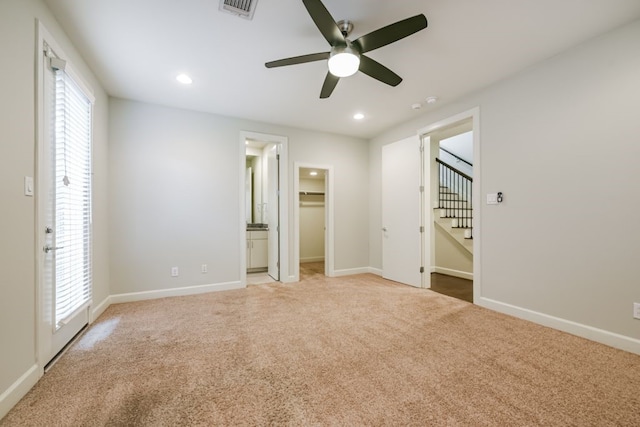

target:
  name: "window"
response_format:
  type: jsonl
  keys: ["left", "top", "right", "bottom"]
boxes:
{"left": 49, "top": 52, "right": 93, "bottom": 329}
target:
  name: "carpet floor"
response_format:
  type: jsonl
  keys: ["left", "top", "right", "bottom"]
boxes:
{"left": 2, "top": 273, "right": 639, "bottom": 426}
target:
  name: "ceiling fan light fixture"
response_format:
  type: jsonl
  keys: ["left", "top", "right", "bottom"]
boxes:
{"left": 328, "top": 45, "right": 360, "bottom": 77}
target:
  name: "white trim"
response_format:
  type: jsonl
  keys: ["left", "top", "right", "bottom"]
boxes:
{"left": 0, "top": 364, "right": 41, "bottom": 420}
{"left": 90, "top": 296, "right": 111, "bottom": 323}
{"left": 417, "top": 107, "right": 481, "bottom": 304}
{"left": 433, "top": 267, "right": 473, "bottom": 281}
{"left": 300, "top": 257, "right": 325, "bottom": 263}
{"left": 39, "top": 23, "right": 94, "bottom": 104}
{"left": 477, "top": 297, "right": 640, "bottom": 355}
{"left": 293, "top": 163, "right": 335, "bottom": 281}
{"left": 332, "top": 267, "right": 371, "bottom": 277}
{"left": 109, "top": 281, "right": 244, "bottom": 305}
{"left": 368, "top": 267, "right": 383, "bottom": 276}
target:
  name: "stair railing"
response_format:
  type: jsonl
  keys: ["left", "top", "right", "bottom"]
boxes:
{"left": 435, "top": 158, "right": 473, "bottom": 237}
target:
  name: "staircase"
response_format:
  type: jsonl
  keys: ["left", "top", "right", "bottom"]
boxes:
{"left": 434, "top": 158, "right": 473, "bottom": 254}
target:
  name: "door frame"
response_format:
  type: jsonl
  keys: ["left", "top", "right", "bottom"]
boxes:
{"left": 293, "top": 163, "right": 334, "bottom": 281}
{"left": 239, "top": 131, "right": 290, "bottom": 284}
{"left": 417, "top": 107, "right": 481, "bottom": 302}
{"left": 36, "top": 21, "right": 96, "bottom": 368}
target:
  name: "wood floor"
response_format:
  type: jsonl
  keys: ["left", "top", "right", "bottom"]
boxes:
{"left": 267, "top": 263, "right": 473, "bottom": 303}
{"left": 429, "top": 273, "right": 473, "bottom": 303}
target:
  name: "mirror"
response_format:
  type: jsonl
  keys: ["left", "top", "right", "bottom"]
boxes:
{"left": 245, "top": 139, "right": 269, "bottom": 225}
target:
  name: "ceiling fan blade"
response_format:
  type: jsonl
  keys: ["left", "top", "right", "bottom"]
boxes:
{"left": 302, "top": 0, "right": 344, "bottom": 45}
{"left": 265, "top": 52, "right": 330, "bottom": 68}
{"left": 320, "top": 72, "right": 339, "bottom": 98}
{"left": 353, "top": 14, "right": 427, "bottom": 54}
{"left": 359, "top": 55, "right": 402, "bottom": 87}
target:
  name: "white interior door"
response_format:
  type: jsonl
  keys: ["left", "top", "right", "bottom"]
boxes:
{"left": 382, "top": 136, "right": 423, "bottom": 287}
{"left": 267, "top": 143, "right": 280, "bottom": 280}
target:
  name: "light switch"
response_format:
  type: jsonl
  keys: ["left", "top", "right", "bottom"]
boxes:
{"left": 24, "top": 176, "right": 34, "bottom": 197}
{"left": 486, "top": 193, "right": 498, "bottom": 205}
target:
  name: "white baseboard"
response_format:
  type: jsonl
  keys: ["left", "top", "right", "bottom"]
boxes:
{"left": 109, "top": 281, "right": 244, "bottom": 305}
{"left": 90, "top": 296, "right": 111, "bottom": 323}
{"left": 333, "top": 267, "right": 375, "bottom": 277}
{"left": 0, "top": 364, "right": 41, "bottom": 420}
{"left": 368, "top": 267, "right": 383, "bottom": 276}
{"left": 433, "top": 267, "right": 473, "bottom": 281}
{"left": 478, "top": 297, "right": 640, "bottom": 356}
{"left": 300, "top": 257, "right": 325, "bottom": 263}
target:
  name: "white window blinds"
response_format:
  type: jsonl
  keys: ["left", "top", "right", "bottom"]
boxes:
{"left": 53, "top": 68, "right": 93, "bottom": 329}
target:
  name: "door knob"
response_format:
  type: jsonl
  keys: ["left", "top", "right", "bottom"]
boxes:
{"left": 382, "top": 227, "right": 388, "bottom": 232}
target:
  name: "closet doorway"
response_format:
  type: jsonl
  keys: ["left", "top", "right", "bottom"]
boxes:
{"left": 294, "top": 164, "right": 334, "bottom": 281}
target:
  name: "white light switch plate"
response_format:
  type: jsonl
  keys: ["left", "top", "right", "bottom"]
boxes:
{"left": 24, "top": 176, "right": 34, "bottom": 196}
{"left": 633, "top": 302, "right": 640, "bottom": 320}
{"left": 486, "top": 193, "right": 498, "bottom": 205}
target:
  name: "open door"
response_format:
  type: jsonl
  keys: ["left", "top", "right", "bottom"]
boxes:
{"left": 382, "top": 136, "right": 423, "bottom": 287}
{"left": 267, "top": 143, "right": 280, "bottom": 280}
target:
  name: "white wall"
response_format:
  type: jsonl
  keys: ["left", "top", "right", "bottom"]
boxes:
{"left": 370, "top": 19, "right": 640, "bottom": 349}
{"left": 109, "top": 99, "right": 368, "bottom": 294}
{"left": 440, "top": 131, "right": 473, "bottom": 178}
{"left": 440, "top": 131, "right": 473, "bottom": 165}
{"left": 434, "top": 227, "right": 473, "bottom": 276}
{"left": 0, "top": 0, "right": 110, "bottom": 418}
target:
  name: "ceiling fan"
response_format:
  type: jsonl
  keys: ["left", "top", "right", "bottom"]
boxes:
{"left": 265, "top": 0, "right": 428, "bottom": 99}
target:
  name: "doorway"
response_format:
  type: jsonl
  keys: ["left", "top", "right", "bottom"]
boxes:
{"left": 37, "top": 23, "right": 95, "bottom": 367}
{"left": 298, "top": 167, "right": 326, "bottom": 280}
{"left": 240, "top": 132, "right": 289, "bottom": 285}
{"left": 419, "top": 108, "right": 480, "bottom": 303}
{"left": 293, "top": 163, "right": 334, "bottom": 281}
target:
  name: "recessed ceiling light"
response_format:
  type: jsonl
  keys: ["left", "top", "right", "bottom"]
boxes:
{"left": 353, "top": 113, "right": 365, "bottom": 120}
{"left": 176, "top": 74, "right": 193, "bottom": 85}
{"left": 309, "top": 171, "right": 318, "bottom": 176}
{"left": 426, "top": 96, "right": 438, "bottom": 104}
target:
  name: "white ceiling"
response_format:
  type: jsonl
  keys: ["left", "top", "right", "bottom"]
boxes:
{"left": 44, "top": 0, "right": 640, "bottom": 139}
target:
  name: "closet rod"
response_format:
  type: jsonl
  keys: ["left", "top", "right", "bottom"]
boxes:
{"left": 299, "top": 191, "right": 325, "bottom": 196}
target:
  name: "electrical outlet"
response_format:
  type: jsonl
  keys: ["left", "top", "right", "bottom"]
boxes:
{"left": 201, "top": 264, "right": 208, "bottom": 274}
{"left": 171, "top": 267, "right": 179, "bottom": 277}
{"left": 633, "top": 303, "right": 640, "bottom": 320}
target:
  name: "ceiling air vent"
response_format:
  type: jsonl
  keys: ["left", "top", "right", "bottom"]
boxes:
{"left": 219, "top": 0, "right": 258, "bottom": 20}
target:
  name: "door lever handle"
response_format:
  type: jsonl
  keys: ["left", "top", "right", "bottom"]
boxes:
{"left": 382, "top": 227, "right": 388, "bottom": 232}
{"left": 43, "top": 245, "right": 64, "bottom": 253}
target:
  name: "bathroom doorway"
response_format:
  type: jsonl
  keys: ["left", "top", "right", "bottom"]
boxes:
{"left": 240, "top": 131, "right": 289, "bottom": 285}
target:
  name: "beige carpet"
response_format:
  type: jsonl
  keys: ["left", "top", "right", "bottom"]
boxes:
{"left": 3, "top": 273, "right": 640, "bottom": 426}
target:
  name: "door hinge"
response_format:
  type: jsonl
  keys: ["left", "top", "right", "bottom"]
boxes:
{"left": 419, "top": 185, "right": 424, "bottom": 192}
{"left": 419, "top": 226, "right": 424, "bottom": 233}
{"left": 420, "top": 266, "right": 425, "bottom": 273}
{"left": 276, "top": 154, "right": 280, "bottom": 160}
